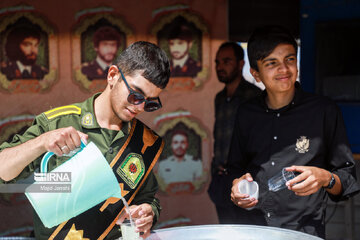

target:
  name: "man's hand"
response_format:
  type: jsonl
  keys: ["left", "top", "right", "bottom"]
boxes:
{"left": 116, "top": 203, "right": 155, "bottom": 239}
{"left": 285, "top": 165, "right": 342, "bottom": 196}
{"left": 0, "top": 127, "right": 88, "bottom": 181}
{"left": 230, "top": 173, "right": 258, "bottom": 209}
{"left": 40, "top": 127, "right": 88, "bottom": 156}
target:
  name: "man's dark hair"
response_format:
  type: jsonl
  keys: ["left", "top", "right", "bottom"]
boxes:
{"left": 5, "top": 26, "right": 41, "bottom": 61}
{"left": 247, "top": 25, "right": 298, "bottom": 71}
{"left": 116, "top": 41, "right": 170, "bottom": 89}
{"left": 167, "top": 25, "right": 193, "bottom": 42}
{"left": 218, "top": 41, "right": 244, "bottom": 62}
{"left": 93, "top": 26, "right": 121, "bottom": 48}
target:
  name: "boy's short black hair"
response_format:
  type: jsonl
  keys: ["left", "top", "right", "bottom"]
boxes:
{"left": 116, "top": 41, "right": 170, "bottom": 89}
{"left": 247, "top": 25, "right": 298, "bottom": 71}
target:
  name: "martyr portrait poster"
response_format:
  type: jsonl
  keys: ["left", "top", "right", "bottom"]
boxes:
{"left": 154, "top": 111, "right": 210, "bottom": 195}
{"left": 150, "top": 11, "right": 210, "bottom": 91}
{"left": 72, "top": 13, "right": 134, "bottom": 93}
{"left": 0, "top": 11, "right": 58, "bottom": 93}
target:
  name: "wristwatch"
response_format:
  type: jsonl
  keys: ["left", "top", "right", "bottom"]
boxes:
{"left": 325, "top": 172, "right": 335, "bottom": 189}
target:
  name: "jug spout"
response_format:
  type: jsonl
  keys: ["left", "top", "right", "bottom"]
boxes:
{"left": 113, "top": 191, "right": 123, "bottom": 199}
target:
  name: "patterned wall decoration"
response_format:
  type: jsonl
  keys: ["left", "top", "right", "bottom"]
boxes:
{"left": 0, "top": 7, "right": 58, "bottom": 93}
{"left": 149, "top": 10, "right": 210, "bottom": 91}
{"left": 71, "top": 8, "right": 135, "bottom": 93}
{"left": 154, "top": 110, "right": 210, "bottom": 195}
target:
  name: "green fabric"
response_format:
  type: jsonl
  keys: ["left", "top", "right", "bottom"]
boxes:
{"left": 0, "top": 93, "right": 161, "bottom": 240}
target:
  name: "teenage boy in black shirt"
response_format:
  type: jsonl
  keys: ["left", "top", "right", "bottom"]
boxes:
{"left": 228, "top": 25, "right": 360, "bottom": 238}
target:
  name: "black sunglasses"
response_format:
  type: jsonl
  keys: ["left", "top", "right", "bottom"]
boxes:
{"left": 118, "top": 68, "right": 162, "bottom": 112}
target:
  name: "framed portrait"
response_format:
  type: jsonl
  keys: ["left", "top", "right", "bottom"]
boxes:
{"left": 150, "top": 11, "right": 210, "bottom": 91}
{"left": 154, "top": 112, "right": 210, "bottom": 195}
{"left": 0, "top": 12, "right": 58, "bottom": 93}
{"left": 72, "top": 14, "right": 134, "bottom": 93}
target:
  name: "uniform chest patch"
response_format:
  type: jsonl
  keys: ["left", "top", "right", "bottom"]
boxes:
{"left": 295, "top": 136, "right": 310, "bottom": 153}
{"left": 117, "top": 153, "right": 145, "bottom": 189}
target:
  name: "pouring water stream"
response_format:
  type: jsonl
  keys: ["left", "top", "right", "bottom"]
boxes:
{"left": 120, "top": 196, "right": 135, "bottom": 227}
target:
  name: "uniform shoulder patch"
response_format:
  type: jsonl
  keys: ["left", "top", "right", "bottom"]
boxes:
{"left": 44, "top": 105, "right": 81, "bottom": 120}
{"left": 81, "top": 112, "right": 94, "bottom": 126}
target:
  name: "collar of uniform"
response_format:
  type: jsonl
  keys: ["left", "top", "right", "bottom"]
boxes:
{"left": 80, "top": 93, "right": 101, "bottom": 129}
{"left": 16, "top": 60, "right": 32, "bottom": 73}
{"left": 260, "top": 81, "right": 303, "bottom": 113}
{"left": 95, "top": 56, "right": 109, "bottom": 71}
{"left": 80, "top": 93, "right": 131, "bottom": 134}
{"left": 122, "top": 120, "right": 131, "bottom": 135}
{"left": 172, "top": 55, "right": 189, "bottom": 68}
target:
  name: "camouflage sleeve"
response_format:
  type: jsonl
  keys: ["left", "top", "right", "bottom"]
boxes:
{"left": 0, "top": 114, "right": 49, "bottom": 183}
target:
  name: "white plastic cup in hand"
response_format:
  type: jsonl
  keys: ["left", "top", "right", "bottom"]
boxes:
{"left": 238, "top": 180, "right": 259, "bottom": 210}
{"left": 120, "top": 219, "right": 140, "bottom": 240}
{"left": 268, "top": 168, "right": 296, "bottom": 192}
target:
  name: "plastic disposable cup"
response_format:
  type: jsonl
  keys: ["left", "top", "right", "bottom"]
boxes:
{"left": 268, "top": 168, "right": 296, "bottom": 192}
{"left": 120, "top": 219, "right": 140, "bottom": 240}
{"left": 238, "top": 180, "right": 259, "bottom": 210}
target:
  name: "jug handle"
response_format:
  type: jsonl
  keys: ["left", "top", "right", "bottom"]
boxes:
{"left": 40, "top": 141, "right": 87, "bottom": 173}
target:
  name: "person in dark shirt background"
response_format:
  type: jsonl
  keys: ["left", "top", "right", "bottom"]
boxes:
{"left": 228, "top": 25, "right": 360, "bottom": 238}
{"left": 208, "top": 41, "right": 261, "bottom": 224}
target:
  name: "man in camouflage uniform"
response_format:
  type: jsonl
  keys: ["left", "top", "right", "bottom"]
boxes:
{"left": 0, "top": 41, "right": 170, "bottom": 240}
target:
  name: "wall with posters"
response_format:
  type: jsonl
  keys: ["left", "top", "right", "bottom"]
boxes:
{"left": 0, "top": 0, "right": 227, "bottom": 237}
